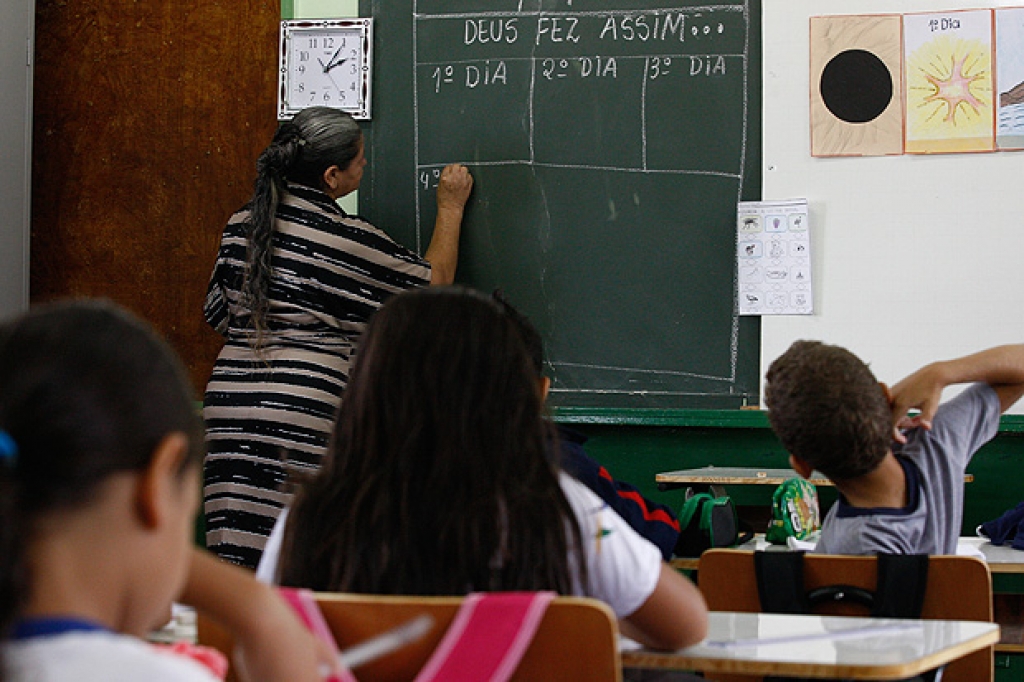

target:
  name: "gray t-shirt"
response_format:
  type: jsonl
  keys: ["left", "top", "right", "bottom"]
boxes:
{"left": 815, "top": 383, "right": 1000, "bottom": 556}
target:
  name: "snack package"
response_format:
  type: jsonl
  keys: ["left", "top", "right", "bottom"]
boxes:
{"left": 765, "top": 477, "right": 820, "bottom": 545}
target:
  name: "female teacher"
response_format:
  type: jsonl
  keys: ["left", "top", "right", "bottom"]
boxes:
{"left": 202, "top": 106, "right": 472, "bottom": 568}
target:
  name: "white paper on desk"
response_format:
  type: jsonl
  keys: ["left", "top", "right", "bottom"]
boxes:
{"left": 737, "top": 199, "right": 813, "bottom": 316}
{"left": 955, "top": 540, "right": 986, "bottom": 561}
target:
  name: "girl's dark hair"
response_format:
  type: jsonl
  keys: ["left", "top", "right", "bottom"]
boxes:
{"left": 243, "top": 107, "right": 362, "bottom": 348}
{"left": 279, "top": 286, "right": 584, "bottom": 595}
{"left": 0, "top": 299, "right": 203, "bottom": 656}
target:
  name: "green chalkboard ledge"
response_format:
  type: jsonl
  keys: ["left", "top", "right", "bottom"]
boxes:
{"left": 997, "top": 415, "right": 1024, "bottom": 433}
{"left": 552, "top": 408, "right": 1024, "bottom": 432}
{"left": 551, "top": 407, "right": 768, "bottom": 428}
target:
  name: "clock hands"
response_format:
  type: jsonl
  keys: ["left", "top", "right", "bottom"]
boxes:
{"left": 324, "top": 55, "right": 349, "bottom": 73}
{"left": 322, "top": 44, "right": 349, "bottom": 73}
{"left": 317, "top": 54, "right": 348, "bottom": 74}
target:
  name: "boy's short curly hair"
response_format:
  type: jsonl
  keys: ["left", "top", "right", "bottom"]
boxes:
{"left": 764, "top": 340, "right": 892, "bottom": 482}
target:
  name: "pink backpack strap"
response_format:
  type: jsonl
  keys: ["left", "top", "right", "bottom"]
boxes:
{"left": 277, "top": 587, "right": 359, "bottom": 682}
{"left": 415, "top": 591, "right": 556, "bottom": 682}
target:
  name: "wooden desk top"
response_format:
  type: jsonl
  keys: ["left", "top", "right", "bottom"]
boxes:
{"left": 656, "top": 466, "right": 973, "bottom": 486}
{"left": 656, "top": 466, "right": 833, "bottom": 486}
{"left": 620, "top": 611, "right": 999, "bottom": 679}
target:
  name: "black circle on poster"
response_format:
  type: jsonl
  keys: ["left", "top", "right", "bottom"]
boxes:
{"left": 820, "top": 49, "right": 893, "bottom": 124}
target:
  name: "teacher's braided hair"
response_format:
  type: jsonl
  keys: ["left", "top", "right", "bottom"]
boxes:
{"left": 243, "top": 107, "right": 362, "bottom": 348}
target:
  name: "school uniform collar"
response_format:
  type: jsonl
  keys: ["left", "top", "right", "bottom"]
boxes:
{"left": 9, "top": 616, "right": 111, "bottom": 640}
{"left": 832, "top": 456, "right": 922, "bottom": 518}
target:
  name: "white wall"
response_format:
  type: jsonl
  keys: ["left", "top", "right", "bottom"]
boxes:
{"left": 762, "top": 0, "right": 1024, "bottom": 413}
{"left": 0, "top": 0, "right": 33, "bottom": 318}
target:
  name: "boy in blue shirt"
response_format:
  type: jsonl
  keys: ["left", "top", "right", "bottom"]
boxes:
{"left": 764, "top": 341, "right": 1024, "bottom": 555}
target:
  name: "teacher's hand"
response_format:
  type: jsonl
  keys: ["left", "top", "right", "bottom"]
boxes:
{"left": 436, "top": 164, "right": 473, "bottom": 212}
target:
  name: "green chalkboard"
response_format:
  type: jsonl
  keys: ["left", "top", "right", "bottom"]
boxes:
{"left": 359, "top": 0, "right": 761, "bottom": 411}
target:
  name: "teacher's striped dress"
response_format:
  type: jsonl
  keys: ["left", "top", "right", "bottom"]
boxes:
{"left": 202, "top": 183, "right": 430, "bottom": 569}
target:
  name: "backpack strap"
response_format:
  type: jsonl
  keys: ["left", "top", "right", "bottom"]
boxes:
{"left": 677, "top": 492, "right": 713, "bottom": 529}
{"left": 754, "top": 553, "right": 936, "bottom": 682}
{"left": 675, "top": 493, "right": 715, "bottom": 557}
{"left": 753, "top": 552, "right": 930, "bottom": 619}
{"left": 754, "top": 551, "right": 811, "bottom": 614}
{"left": 277, "top": 587, "right": 359, "bottom": 682}
{"left": 871, "top": 553, "right": 929, "bottom": 618}
{"left": 415, "top": 592, "right": 555, "bottom": 682}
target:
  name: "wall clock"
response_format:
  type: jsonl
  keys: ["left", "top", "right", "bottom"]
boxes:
{"left": 278, "top": 18, "right": 373, "bottom": 120}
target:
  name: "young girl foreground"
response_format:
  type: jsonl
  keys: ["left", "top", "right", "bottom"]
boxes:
{"left": 0, "top": 299, "right": 325, "bottom": 681}
{"left": 260, "top": 287, "right": 708, "bottom": 651}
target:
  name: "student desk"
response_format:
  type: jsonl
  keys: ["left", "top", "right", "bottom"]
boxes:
{"left": 656, "top": 466, "right": 973, "bottom": 491}
{"left": 671, "top": 536, "right": 1024, "bottom": 572}
{"left": 655, "top": 466, "right": 833, "bottom": 532}
{"left": 958, "top": 537, "right": 1024, "bottom": 657}
{"left": 960, "top": 537, "right": 1024, "bottom": 574}
{"left": 657, "top": 466, "right": 832, "bottom": 491}
{"left": 620, "top": 611, "right": 999, "bottom": 680}
{"left": 657, "top": 466, "right": 974, "bottom": 531}
{"left": 669, "top": 536, "right": 1024, "bottom": 657}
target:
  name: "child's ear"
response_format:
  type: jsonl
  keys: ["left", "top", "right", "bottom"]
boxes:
{"left": 134, "top": 433, "right": 190, "bottom": 530}
{"left": 789, "top": 453, "right": 815, "bottom": 479}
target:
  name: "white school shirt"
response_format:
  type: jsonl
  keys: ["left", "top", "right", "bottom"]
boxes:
{"left": 257, "top": 472, "right": 663, "bottom": 619}
{"left": 4, "top": 630, "right": 220, "bottom": 682}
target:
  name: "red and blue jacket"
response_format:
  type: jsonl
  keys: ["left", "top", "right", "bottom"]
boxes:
{"left": 554, "top": 424, "right": 681, "bottom": 561}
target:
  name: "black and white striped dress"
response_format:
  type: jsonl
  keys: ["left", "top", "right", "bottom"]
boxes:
{"left": 202, "top": 183, "right": 430, "bottom": 568}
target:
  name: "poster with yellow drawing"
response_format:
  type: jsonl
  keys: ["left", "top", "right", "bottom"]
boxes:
{"left": 903, "top": 9, "right": 995, "bottom": 154}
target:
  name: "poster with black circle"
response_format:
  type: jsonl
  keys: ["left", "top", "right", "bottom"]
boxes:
{"left": 810, "top": 15, "right": 903, "bottom": 157}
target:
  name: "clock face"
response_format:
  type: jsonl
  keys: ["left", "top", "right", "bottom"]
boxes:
{"left": 278, "top": 19, "right": 373, "bottom": 120}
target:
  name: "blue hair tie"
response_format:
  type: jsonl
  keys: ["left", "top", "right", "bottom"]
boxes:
{"left": 0, "top": 430, "right": 18, "bottom": 466}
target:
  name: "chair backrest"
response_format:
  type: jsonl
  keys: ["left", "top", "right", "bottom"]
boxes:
{"left": 697, "top": 549, "right": 993, "bottom": 682}
{"left": 197, "top": 592, "right": 622, "bottom": 682}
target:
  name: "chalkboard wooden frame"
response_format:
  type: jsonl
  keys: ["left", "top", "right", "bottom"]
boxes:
{"left": 359, "top": 0, "right": 762, "bottom": 416}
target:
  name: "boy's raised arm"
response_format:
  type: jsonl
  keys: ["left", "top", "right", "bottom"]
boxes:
{"left": 890, "top": 344, "right": 1024, "bottom": 439}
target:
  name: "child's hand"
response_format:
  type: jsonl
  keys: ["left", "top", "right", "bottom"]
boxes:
{"left": 888, "top": 364, "right": 944, "bottom": 443}
{"left": 230, "top": 585, "right": 335, "bottom": 682}
{"left": 182, "top": 551, "right": 330, "bottom": 682}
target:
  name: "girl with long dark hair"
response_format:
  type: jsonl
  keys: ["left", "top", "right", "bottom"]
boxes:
{"left": 259, "top": 287, "right": 708, "bottom": 651}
